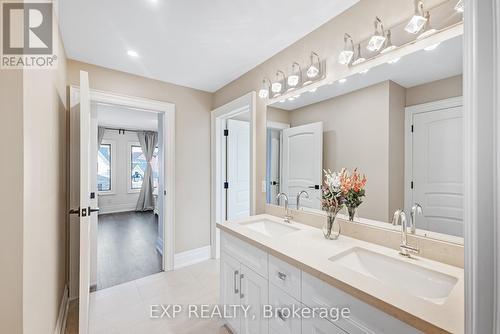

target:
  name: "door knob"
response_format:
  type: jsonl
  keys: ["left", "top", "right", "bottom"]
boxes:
{"left": 69, "top": 208, "right": 80, "bottom": 216}
{"left": 88, "top": 207, "right": 100, "bottom": 215}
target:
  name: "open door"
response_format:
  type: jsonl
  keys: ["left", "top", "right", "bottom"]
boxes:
{"left": 281, "top": 122, "right": 323, "bottom": 210}
{"left": 69, "top": 71, "right": 95, "bottom": 334}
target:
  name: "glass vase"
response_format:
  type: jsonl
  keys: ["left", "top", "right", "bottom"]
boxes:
{"left": 347, "top": 205, "right": 358, "bottom": 222}
{"left": 323, "top": 208, "right": 342, "bottom": 240}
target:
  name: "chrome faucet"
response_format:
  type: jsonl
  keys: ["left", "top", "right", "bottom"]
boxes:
{"left": 276, "top": 193, "right": 292, "bottom": 223}
{"left": 392, "top": 209, "right": 419, "bottom": 257}
{"left": 296, "top": 190, "right": 309, "bottom": 210}
{"left": 410, "top": 203, "right": 424, "bottom": 234}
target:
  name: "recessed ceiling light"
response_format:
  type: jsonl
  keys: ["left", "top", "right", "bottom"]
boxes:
{"left": 127, "top": 50, "right": 139, "bottom": 58}
{"left": 338, "top": 78, "right": 347, "bottom": 83}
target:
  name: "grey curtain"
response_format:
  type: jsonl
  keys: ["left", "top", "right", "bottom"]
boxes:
{"left": 97, "top": 126, "right": 106, "bottom": 149}
{"left": 136, "top": 131, "right": 158, "bottom": 211}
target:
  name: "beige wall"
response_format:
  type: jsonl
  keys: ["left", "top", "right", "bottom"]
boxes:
{"left": 213, "top": 0, "right": 448, "bottom": 214}
{"left": 0, "top": 15, "right": 69, "bottom": 334}
{"left": 66, "top": 60, "right": 213, "bottom": 253}
{"left": 0, "top": 70, "right": 24, "bottom": 334}
{"left": 406, "top": 75, "right": 463, "bottom": 106}
{"left": 281, "top": 81, "right": 405, "bottom": 222}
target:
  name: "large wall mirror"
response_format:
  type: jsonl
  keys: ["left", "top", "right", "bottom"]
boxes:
{"left": 266, "top": 30, "right": 463, "bottom": 243}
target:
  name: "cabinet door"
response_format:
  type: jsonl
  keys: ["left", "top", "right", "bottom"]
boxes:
{"left": 302, "top": 316, "right": 346, "bottom": 334}
{"left": 240, "top": 265, "right": 269, "bottom": 334}
{"left": 221, "top": 251, "right": 242, "bottom": 333}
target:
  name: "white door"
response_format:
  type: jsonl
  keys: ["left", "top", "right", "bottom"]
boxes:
{"left": 267, "top": 128, "right": 281, "bottom": 205}
{"left": 227, "top": 119, "right": 250, "bottom": 220}
{"left": 240, "top": 265, "right": 269, "bottom": 334}
{"left": 69, "top": 71, "right": 93, "bottom": 334}
{"left": 220, "top": 252, "right": 242, "bottom": 333}
{"left": 282, "top": 122, "right": 323, "bottom": 210}
{"left": 412, "top": 106, "right": 463, "bottom": 236}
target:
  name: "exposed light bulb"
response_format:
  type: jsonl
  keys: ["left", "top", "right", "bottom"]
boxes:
{"left": 287, "top": 74, "right": 299, "bottom": 87}
{"left": 367, "top": 35, "right": 386, "bottom": 52}
{"left": 127, "top": 50, "right": 139, "bottom": 57}
{"left": 271, "top": 82, "right": 282, "bottom": 93}
{"left": 258, "top": 89, "right": 268, "bottom": 99}
{"left": 405, "top": 1, "right": 427, "bottom": 34}
{"left": 306, "top": 65, "right": 319, "bottom": 78}
{"left": 454, "top": 0, "right": 464, "bottom": 12}
{"left": 338, "top": 78, "right": 347, "bottom": 84}
{"left": 424, "top": 43, "right": 440, "bottom": 51}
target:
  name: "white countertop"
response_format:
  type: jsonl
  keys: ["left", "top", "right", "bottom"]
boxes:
{"left": 217, "top": 214, "right": 464, "bottom": 334}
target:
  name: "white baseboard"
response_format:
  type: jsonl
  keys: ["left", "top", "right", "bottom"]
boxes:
{"left": 98, "top": 203, "right": 136, "bottom": 214}
{"left": 54, "top": 285, "right": 69, "bottom": 334}
{"left": 174, "top": 245, "right": 211, "bottom": 269}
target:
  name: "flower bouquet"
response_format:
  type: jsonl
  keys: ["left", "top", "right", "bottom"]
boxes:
{"left": 340, "top": 168, "right": 367, "bottom": 221}
{"left": 321, "top": 169, "right": 345, "bottom": 239}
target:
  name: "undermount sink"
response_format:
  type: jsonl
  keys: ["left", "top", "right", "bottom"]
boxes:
{"left": 240, "top": 219, "right": 300, "bottom": 238}
{"left": 329, "top": 247, "right": 458, "bottom": 305}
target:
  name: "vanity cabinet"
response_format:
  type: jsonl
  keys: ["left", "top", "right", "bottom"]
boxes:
{"left": 220, "top": 230, "right": 421, "bottom": 334}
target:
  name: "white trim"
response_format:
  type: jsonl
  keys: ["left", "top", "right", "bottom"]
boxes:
{"left": 69, "top": 86, "right": 176, "bottom": 305}
{"left": 174, "top": 245, "right": 212, "bottom": 269}
{"left": 98, "top": 204, "right": 136, "bottom": 215}
{"left": 54, "top": 285, "right": 69, "bottom": 334}
{"left": 495, "top": 1, "right": 500, "bottom": 331}
{"left": 210, "top": 92, "right": 256, "bottom": 260}
{"left": 464, "top": 0, "right": 498, "bottom": 333}
{"left": 403, "top": 96, "right": 464, "bottom": 229}
{"left": 266, "top": 121, "right": 290, "bottom": 130}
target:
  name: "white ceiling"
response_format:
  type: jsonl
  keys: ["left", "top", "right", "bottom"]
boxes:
{"left": 96, "top": 103, "right": 158, "bottom": 131}
{"left": 60, "top": 0, "right": 359, "bottom": 92}
{"left": 271, "top": 35, "right": 463, "bottom": 110}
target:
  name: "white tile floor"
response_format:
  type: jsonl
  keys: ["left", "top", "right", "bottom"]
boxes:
{"left": 89, "top": 259, "right": 229, "bottom": 334}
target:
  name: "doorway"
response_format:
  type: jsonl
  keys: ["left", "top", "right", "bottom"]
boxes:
{"left": 92, "top": 103, "right": 164, "bottom": 290}
{"left": 210, "top": 92, "right": 256, "bottom": 259}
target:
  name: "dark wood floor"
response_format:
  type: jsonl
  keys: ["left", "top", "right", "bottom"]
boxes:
{"left": 97, "top": 211, "right": 162, "bottom": 290}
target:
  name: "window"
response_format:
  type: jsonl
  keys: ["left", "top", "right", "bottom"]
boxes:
{"left": 98, "top": 144, "right": 112, "bottom": 191}
{"left": 130, "top": 145, "right": 159, "bottom": 190}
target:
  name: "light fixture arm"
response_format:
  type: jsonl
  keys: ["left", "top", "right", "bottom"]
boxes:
{"left": 291, "top": 62, "right": 302, "bottom": 75}
{"left": 276, "top": 70, "right": 286, "bottom": 83}
{"left": 413, "top": 0, "right": 424, "bottom": 16}
{"left": 374, "top": 16, "right": 385, "bottom": 37}
{"left": 344, "top": 33, "right": 354, "bottom": 52}
{"left": 310, "top": 52, "right": 321, "bottom": 72}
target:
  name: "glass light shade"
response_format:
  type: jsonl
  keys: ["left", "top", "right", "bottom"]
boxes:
{"left": 405, "top": 15, "right": 427, "bottom": 34}
{"left": 367, "top": 35, "right": 386, "bottom": 52}
{"left": 454, "top": 0, "right": 464, "bottom": 12}
{"left": 287, "top": 74, "right": 300, "bottom": 87}
{"left": 418, "top": 28, "right": 437, "bottom": 39}
{"left": 380, "top": 45, "right": 396, "bottom": 54}
{"left": 271, "top": 82, "right": 282, "bottom": 93}
{"left": 306, "top": 65, "right": 319, "bottom": 78}
{"left": 258, "top": 88, "right": 268, "bottom": 99}
{"left": 338, "top": 50, "right": 354, "bottom": 65}
{"left": 352, "top": 57, "right": 366, "bottom": 66}
{"left": 424, "top": 43, "right": 440, "bottom": 51}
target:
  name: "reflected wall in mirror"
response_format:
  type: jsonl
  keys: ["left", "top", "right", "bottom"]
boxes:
{"left": 266, "top": 35, "right": 463, "bottom": 240}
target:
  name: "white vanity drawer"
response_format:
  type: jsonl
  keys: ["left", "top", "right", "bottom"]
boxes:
{"left": 221, "top": 231, "right": 268, "bottom": 278}
{"left": 269, "top": 283, "right": 301, "bottom": 334}
{"left": 301, "top": 272, "right": 422, "bottom": 334}
{"left": 269, "top": 255, "right": 301, "bottom": 300}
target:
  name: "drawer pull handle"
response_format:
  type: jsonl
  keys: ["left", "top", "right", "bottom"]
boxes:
{"left": 277, "top": 310, "right": 286, "bottom": 322}
{"left": 277, "top": 271, "right": 287, "bottom": 280}
{"left": 239, "top": 274, "right": 245, "bottom": 299}
{"left": 234, "top": 270, "right": 239, "bottom": 294}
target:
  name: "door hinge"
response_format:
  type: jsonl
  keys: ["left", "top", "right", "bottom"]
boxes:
{"left": 224, "top": 181, "right": 229, "bottom": 189}
{"left": 411, "top": 125, "right": 414, "bottom": 133}
{"left": 411, "top": 181, "right": 414, "bottom": 189}
{"left": 223, "top": 129, "right": 229, "bottom": 136}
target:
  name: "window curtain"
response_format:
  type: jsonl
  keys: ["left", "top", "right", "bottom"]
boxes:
{"left": 136, "top": 131, "right": 158, "bottom": 211}
{"left": 98, "top": 126, "right": 106, "bottom": 149}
